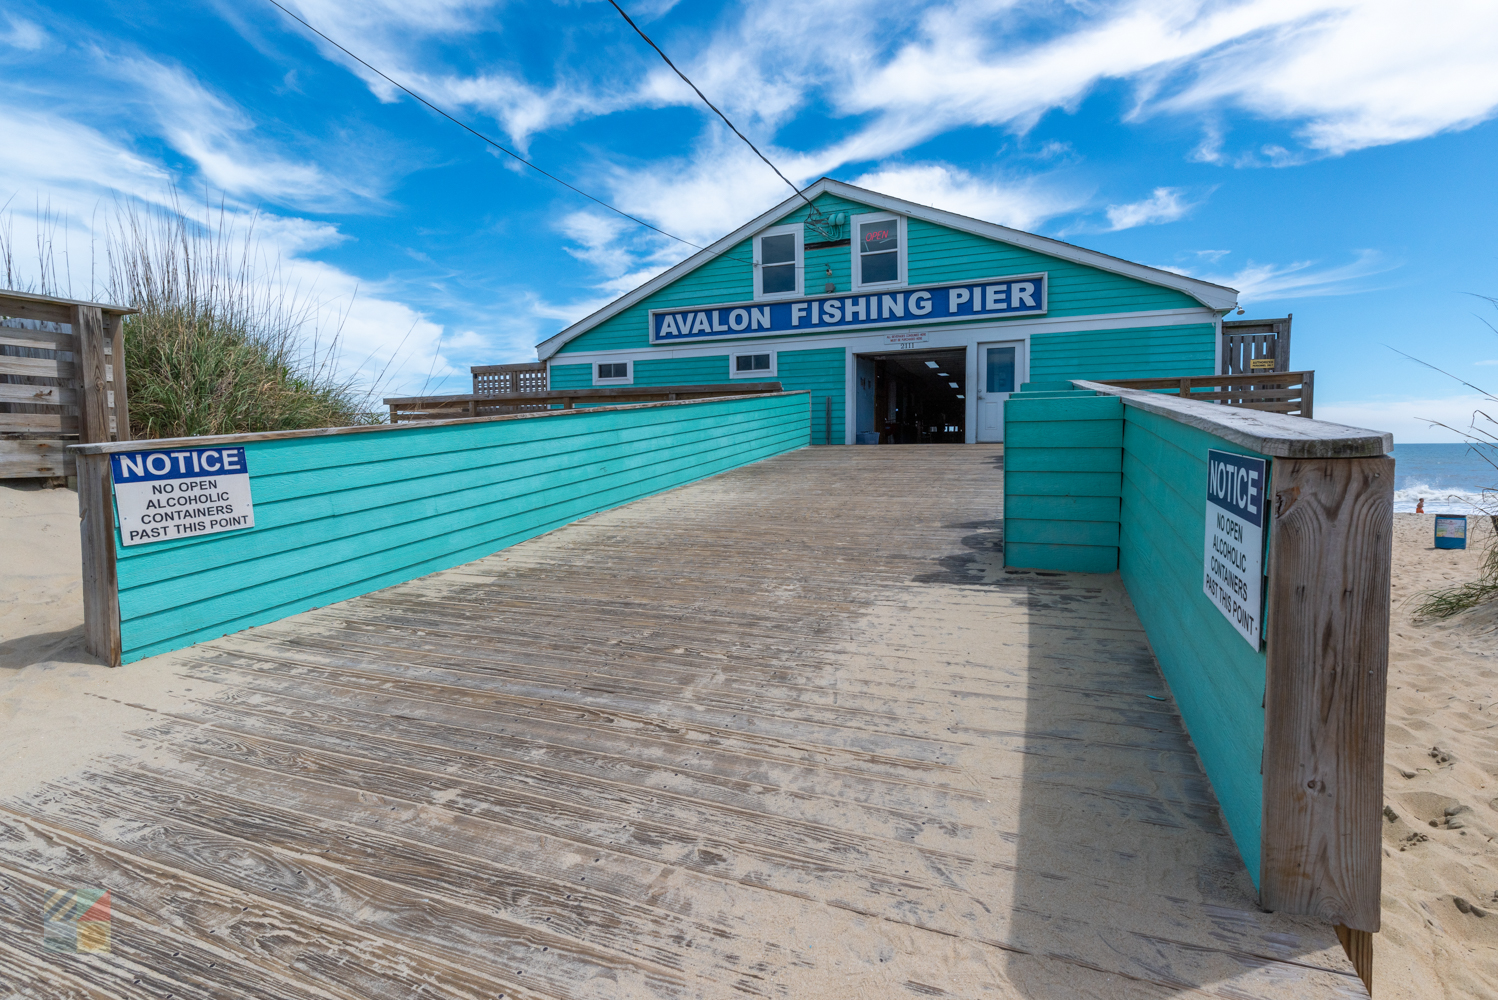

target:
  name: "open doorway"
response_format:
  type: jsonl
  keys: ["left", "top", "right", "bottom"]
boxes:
{"left": 855, "top": 348, "right": 966, "bottom": 444}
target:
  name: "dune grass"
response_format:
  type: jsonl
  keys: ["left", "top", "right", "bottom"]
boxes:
{"left": 110, "top": 201, "right": 384, "bottom": 439}
{"left": 3, "top": 195, "right": 386, "bottom": 439}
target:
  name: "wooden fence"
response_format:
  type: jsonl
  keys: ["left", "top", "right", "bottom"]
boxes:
{"left": 471, "top": 362, "right": 547, "bottom": 395}
{"left": 1223, "top": 314, "right": 1292, "bottom": 374}
{"left": 1097, "top": 370, "right": 1313, "bottom": 418}
{"left": 0, "top": 290, "right": 134, "bottom": 478}
{"left": 1002, "top": 378, "right": 1390, "bottom": 990}
{"left": 386, "top": 382, "right": 784, "bottom": 423}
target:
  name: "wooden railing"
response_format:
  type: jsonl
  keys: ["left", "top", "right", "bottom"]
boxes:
{"left": 386, "top": 382, "right": 784, "bottom": 423}
{"left": 1, "top": 290, "right": 135, "bottom": 478}
{"left": 1096, "top": 370, "right": 1313, "bottom": 418}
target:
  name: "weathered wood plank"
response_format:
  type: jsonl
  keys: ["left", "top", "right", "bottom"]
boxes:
{"left": 1261, "top": 456, "right": 1392, "bottom": 932}
{"left": 0, "top": 382, "right": 76, "bottom": 406}
{"left": 105, "top": 310, "right": 130, "bottom": 441}
{"left": 0, "top": 438, "right": 73, "bottom": 477}
{"left": 0, "top": 354, "right": 77, "bottom": 380}
{"left": 0, "top": 411, "right": 79, "bottom": 433}
{"left": 0, "top": 325, "right": 76, "bottom": 350}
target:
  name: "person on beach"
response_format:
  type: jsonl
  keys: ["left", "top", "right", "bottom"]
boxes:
{"left": 1416, "top": 498, "right": 1425, "bottom": 513}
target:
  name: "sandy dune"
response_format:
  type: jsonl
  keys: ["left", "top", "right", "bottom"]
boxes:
{"left": 2, "top": 484, "right": 1496, "bottom": 996}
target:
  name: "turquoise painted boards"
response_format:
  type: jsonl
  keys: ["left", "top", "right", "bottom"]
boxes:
{"left": 112, "top": 393, "right": 810, "bottom": 663}
{"left": 1003, "top": 393, "right": 1122, "bottom": 574}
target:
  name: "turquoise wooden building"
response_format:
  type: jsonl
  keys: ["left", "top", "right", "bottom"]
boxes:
{"left": 539, "top": 179, "right": 1239, "bottom": 444}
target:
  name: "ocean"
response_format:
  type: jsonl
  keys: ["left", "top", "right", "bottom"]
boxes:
{"left": 1390, "top": 443, "right": 1498, "bottom": 514}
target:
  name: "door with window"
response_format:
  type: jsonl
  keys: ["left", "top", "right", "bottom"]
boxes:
{"left": 975, "top": 341, "right": 1023, "bottom": 442}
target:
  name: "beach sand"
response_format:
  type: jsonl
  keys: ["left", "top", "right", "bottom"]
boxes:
{"left": 2, "top": 483, "right": 1496, "bottom": 996}
{"left": 1377, "top": 513, "right": 1498, "bottom": 999}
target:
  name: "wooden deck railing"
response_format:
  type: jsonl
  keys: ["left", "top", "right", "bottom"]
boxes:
{"left": 1, "top": 290, "right": 135, "bottom": 478}
{"left": 386, "top": 383, "right": 784, "bottom": 423}
{"left": 1095, "top": 370, "right": 1313, "bottom": 418}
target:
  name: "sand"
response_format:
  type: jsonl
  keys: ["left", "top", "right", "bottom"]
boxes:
{"left": 1376, "top": 513, "right": 1498, "bottom": 999}
{"left": 2, "top": 483, "right": 1497, "bottom": 996}
{"left": 0, "top": 482, "right": 201, "bottom": 800}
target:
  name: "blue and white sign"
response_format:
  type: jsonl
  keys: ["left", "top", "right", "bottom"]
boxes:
{"left": 110, "top": 446, "right": 255, "bottom": 546}
{"left": 1203, "top": 449, "right": 1267, "bottom": 648}
{"left": 649, "top": 272, "right": 1047, "bottom": 344}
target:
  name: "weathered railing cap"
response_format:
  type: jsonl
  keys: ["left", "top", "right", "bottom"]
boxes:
{"left": 1073, "top": 379, "right": 1392, "bottom": 458}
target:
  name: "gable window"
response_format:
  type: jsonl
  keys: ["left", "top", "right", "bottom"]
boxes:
{"left": 593, "top": 360, "right": 632, "bottom": 385}
{"left": 850, "top": 212, "right": 906, "bottom": 290}
{"left": 730, "top": 351, "right": 776, "bottom": 379}
{"left": 754, "top": 224, "right": 802, "bottom": 299}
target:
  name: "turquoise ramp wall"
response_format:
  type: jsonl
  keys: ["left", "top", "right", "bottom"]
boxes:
{"left": 1118, "top": 405, "right": 1269, "bottom": 888}
{"left": 1002, "top": 393, "right": 1122, "bottom": 573}
{"left": 112, "top": 393, "right": 810, "bottom": 663}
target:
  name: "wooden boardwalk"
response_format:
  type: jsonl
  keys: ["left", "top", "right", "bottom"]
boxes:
{"left": 0, "top": 446, "right": 1366, "bottom": 998}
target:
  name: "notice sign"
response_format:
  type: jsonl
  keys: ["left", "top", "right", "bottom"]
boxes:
{"left": 1203, "top": 449, "right": 1266, "bottom": 648}
{"left": 111, "top": 446, "right": 255, "bottom": 546}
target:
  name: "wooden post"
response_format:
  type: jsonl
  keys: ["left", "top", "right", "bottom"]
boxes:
{"left": 1261, "top": 456, "right": 1392, "bottom": 941}
{"left": 71, "top": 305, "right": 110, "bottom": 444}
{"left": 106, "top": 310, "right": 131, "bottom": 441}
{"left": 76, "top": 452, "right": 122, "bottom": 666}
{"left": 1301, "top": 370, "right": 1314, "bottom": 420}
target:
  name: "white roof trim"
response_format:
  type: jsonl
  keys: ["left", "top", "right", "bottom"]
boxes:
{"left": 537, "top": 178, "right": 1239, "bottom": 360}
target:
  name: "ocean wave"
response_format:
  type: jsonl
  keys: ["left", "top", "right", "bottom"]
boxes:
{"left": 1393, "top": 482, "right": 1497, "bottom": 515}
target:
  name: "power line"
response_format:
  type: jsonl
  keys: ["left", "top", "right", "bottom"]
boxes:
{"left": 604, "top": 0, "right": 817, "bottom": 216}
{"left": 263, "top": 0, "right": 743, "bottom": 260}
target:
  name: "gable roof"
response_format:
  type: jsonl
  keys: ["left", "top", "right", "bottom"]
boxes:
{"left": 536, "top": 178, "right": 1239, "bottom": 360}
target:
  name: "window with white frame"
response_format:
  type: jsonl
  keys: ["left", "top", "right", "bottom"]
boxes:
{"left": 754, "top": 224, "right": 802, "bottom": 299}
{"left": 850, "top": 213, "right": 906, "bottom": 290}
{"left": 593, "top": 360, "right": 632, "bottom": 385}
{"left": 730, "top": 351, "right": 776, "bottom": 379}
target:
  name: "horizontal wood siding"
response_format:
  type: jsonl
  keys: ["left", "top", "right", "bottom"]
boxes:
{"left": 1030, "top": 323, "right": 1216, "bottom": 382}
{"left": 113, "top": 394, "right": 810, "bottom": 662}
{"left": 776, "top": 347, "right": 845, "bottom": 445}
{"left": 557, "top": 194, "right": 1204, "bottom": 356}
{"left": 905, "top": 221, "right": 1198, "bottom": 318}
{"left": 1118, "top": 405, "right": 1268, "bottom": 887}
{"left": 1002, "top": 394, "right": 1122, "bottom": 573}
{"left": 549, "top": 363, "right": 591, "bottom": 390}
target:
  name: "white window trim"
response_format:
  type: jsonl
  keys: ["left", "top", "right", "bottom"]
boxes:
{"left": 753, "top": 223, "right": 803, "bottom": 300}
{"left": 849, "top": 211, "right": 908, "bottom": 292}
{"left": 729, "top": 350, "right": 777, "bottom": 380}
{"left": 592, "top": 359, "right": 633, "bottom": 385}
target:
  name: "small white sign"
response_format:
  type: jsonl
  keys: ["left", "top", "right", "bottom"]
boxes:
{"left": 1202, "top": 448, "right": 1266, "bottom": 648}
{"left": 885, "top": 330, "right": 929, "bottom": 350}
{"left": 110, "top": 446, "right": 255, "bottom": 546}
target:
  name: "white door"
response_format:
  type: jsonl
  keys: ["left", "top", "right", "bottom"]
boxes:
{"left": 975, "top": 341, "right": 1023, "bottom": 442}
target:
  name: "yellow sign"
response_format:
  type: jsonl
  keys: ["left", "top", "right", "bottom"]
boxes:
{"left": 1249, "top": 358, "right": 1276, "bottom": 371}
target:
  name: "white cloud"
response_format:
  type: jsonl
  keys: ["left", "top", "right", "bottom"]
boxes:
{"left": 1, "top": 14, "right": 46, "bottom": 51}
{"left": 1164, "top": 249, "right": 1399, "bottom": 303}
{"left": 852, "top": 163, "right": 1086, "bottom": 232}
{"left": 1316, "top": 394, "right": 1498, "bottom": 445}
{"left": 1105, "top": 187, "right": 1195, "bottom": 231}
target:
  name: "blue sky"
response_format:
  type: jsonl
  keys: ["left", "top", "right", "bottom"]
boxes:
{"left": 2, "top": 0, "right": 1496, "bottom": 440}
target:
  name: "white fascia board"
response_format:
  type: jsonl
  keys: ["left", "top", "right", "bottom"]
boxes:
{"left": 536, "top": 178, "right": 1239, "bottom": 360}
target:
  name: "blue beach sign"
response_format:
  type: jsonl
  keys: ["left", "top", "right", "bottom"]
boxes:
{"left": 649, "top": 272, "right": 1047, "bottom": 344}
{"left": 1202, "top": 449, "right": 1267, "bottom": 648}
{"left": 110, "top": 445, "right": 256, "bottom": 546}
